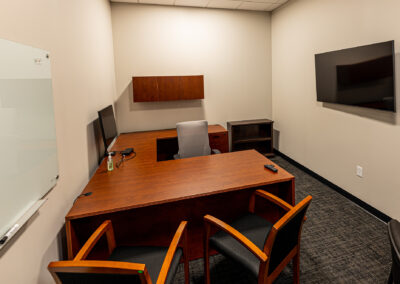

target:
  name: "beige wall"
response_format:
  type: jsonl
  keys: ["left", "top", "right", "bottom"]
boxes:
{"left": 0, "top": 0, "right": 116, "bottom": 283}
{"left": 272, "top": 0, "right": 400, "bottom": 219}
{"left": 111, "top": 3, "right": 272, "bottom": 132}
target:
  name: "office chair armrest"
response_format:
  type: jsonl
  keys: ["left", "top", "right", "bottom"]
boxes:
{"left": 204, "top": 215, "right": 268, "bottom": 262}
{"left": 211, "top": 149, "right": 221, "bottom": 154}
{"left": 74, "top": 220, "right": 116, "bottom": 261}
{"left": 249, "top": 190, "right": 293, "bottom": 213}
{"left": 157, "top": 221, "right": 188, "bottom": 284}
{"left": 48, "top": 260, "right": 151, "bottom": 283}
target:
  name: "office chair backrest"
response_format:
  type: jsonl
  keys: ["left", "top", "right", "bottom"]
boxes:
{"left": 266, "top": 195, "right": 312, "bottom": 275}
{"left": 389, "top": 219, "right": 400, "bottom": 283}
{"left": 176, "top": 120, "right": 211, "bottom": 159}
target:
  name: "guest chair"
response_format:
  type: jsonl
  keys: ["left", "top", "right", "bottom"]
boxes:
{"left": 48, "top": 220, "right": 189, "bottom": 284}
{"left": 174, "top": 120, "right": 220, "bottom": 159}
{"left": 388, "top": 219, "right": 400, "bottom": 284}
{"left": 204, "top": 190, "right": 312, "bottom": 284}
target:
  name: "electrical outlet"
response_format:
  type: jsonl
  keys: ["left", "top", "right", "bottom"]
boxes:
{"left": 356, "top": 165, "right": 363, "bottom": 177}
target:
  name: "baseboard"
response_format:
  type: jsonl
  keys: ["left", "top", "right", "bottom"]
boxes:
{"left": 273, "top": 149, "right": 391, "bottom": 223}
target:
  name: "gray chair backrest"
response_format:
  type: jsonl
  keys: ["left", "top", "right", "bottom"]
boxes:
{"left": 176, "top": 120, "right": 211, "bottom": 159}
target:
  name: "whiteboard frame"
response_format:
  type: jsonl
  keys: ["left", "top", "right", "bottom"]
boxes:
{"left": 0, "top": 199, "right": 46, "bottom": 251}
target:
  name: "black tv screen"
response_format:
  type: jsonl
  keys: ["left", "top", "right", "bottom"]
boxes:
{"left": 98, "top": 105, "right": 118, "bottom": 155}
{"left": 315, "top": 41, "right": 396, "bottom": 112}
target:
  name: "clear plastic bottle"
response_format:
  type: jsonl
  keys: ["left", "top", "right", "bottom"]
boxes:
{"left": 107, "top": 153, "right": 114, "bottom": 171}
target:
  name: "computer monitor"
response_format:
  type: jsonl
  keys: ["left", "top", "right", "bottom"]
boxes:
{"left": 98, "top": 105, "right": 118, "bottom": 156}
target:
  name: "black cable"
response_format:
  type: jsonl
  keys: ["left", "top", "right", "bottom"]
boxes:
{"left": 116, "top": 155, "right": 125, "bottom": 168}
{"left": 123, "top": 151, "right": 136, "bottom": 162}
{"left": 73, "top": 192, "right": 92, "bottom": 203}
{"left": 116, "top": 151, "right": 136, "bottom": 168}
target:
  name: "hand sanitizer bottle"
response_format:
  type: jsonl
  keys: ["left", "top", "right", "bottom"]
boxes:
{"left": 107, "top": 153, "right": 114, "bottom": 171}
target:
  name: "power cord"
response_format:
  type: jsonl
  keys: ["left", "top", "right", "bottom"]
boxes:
{"left": 73, "top": 192, "right": 92, "bottom": 203}
{"left": 116, "top": 151, "right": 136, "bottom": 168}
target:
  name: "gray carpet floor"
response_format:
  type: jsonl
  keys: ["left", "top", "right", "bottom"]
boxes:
{"left": 172, "top": 155, "right": 392, "bottom": 283}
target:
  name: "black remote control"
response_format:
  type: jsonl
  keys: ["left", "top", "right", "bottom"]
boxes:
{"left": 264, "top": 164, "right": 278, "bottom": 173}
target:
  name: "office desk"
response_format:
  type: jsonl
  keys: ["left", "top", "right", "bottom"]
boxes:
{"left": 65, "top": 125, "right": 294, "bottom": 260}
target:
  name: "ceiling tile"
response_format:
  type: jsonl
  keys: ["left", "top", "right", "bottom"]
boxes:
{"left": 238, "top": 1, "right": 271, "bottom": 11}
{"left": 175, "top": 0, "right": 209, "bottom": 7}
{"left": 138, "top": 0, "right": 174, "bottom": 5}
{"left": 207, "top": 0, "right": 242, "bottom": 9}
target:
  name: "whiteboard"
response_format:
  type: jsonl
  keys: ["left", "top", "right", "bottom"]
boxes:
{"left": 0, "top": 39, "right": 58, "bottom": 243}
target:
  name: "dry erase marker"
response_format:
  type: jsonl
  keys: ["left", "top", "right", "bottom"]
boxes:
{"left": 0, "top": 224, "right": 20, "bottom": 244}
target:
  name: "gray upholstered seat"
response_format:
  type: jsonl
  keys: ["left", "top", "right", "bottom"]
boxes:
{"left": 174, "top": 120, "right": 220, "bottom": 159}
{"left": 209, "top": 213, "right": 273, "bottom": 278}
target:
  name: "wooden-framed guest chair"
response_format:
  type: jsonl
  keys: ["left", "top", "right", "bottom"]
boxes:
{"left": 204, "top": 190, "right": 312, "bottom": 284}
{"left": 388, "top": 219, "right": 400, "bottom": 284}
{"left": 48, "top": 220, "right": 189, "bottom": 284}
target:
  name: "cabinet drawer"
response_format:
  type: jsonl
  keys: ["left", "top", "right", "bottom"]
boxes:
{"left": 209, "top": 132, "right": 228, "bottom": 153}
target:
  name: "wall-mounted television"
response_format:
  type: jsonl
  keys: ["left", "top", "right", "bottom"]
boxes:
{"left": 98, "top": 105, "right": 118, "bottom": 156}
{"left": 315, "top": 41, "right": 396, "bottom": 112}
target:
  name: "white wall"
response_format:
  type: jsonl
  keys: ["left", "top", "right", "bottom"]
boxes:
{"left": 0, "top": 0, "right": 116, "bottom": 283}
{"left": 111, "top": 3, "right": 272, "bottom": 132}
{"left": 272, "top": 0, "right": 400, "bottom": 219}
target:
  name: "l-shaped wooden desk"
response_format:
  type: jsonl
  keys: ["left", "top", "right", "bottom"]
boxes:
{"left": 65, "top": 125, "right": 295, "bottom": 260}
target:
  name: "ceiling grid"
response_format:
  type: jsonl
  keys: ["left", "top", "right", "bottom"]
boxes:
{"left": 111, "top": 0, "right": 289, "bottom": 11}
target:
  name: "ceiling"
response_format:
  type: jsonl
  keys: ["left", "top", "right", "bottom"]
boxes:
{"left": 110, "top": 0, "right": 289, "bottom": 12}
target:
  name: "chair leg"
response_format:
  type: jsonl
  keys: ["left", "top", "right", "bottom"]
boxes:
{"left": 258, "top": 263, "right": 268, "bottom": 284}
{"left": 183, "top": 229, "right": 190, "bottom": 284}
{"left": 204, "top": 224, "right": 211, "bottom": 284}
{"left": 293, "top": 251, "right": 300, "bottom": 284}
{"left": 204, "top": 246, "right": 210, "bottom": 284}
{"left": 388, "top": 266, "right": 393, "bottom": 284}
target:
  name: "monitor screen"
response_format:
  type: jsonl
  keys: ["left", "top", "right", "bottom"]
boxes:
{"left": 315, "top": 41, "right": 396, "bottom": 112}
{"left": 98, "top": 105, "right": 118, "bottom": 155}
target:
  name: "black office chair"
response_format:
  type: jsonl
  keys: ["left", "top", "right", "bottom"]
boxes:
{"left": 48, "top": 220, "right": 189, "bottom": 284}
{"left": 204, "top": 190, "right": 312, "bottom": 284}
{"left": 388, "top": 219, "right": 400, "bottom": 284}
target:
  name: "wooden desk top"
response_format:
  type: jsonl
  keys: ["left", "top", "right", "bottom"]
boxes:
{"left": 66, "top": 125, "right": 294, "bottom": 220}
